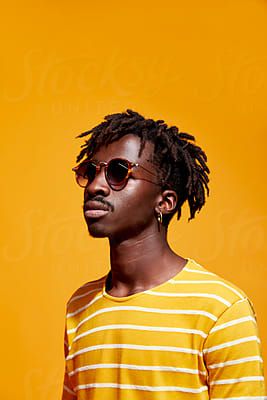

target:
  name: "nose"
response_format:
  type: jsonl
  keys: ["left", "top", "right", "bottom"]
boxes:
{"left": 84, "top": 165, "right": 110, "bottom": 198}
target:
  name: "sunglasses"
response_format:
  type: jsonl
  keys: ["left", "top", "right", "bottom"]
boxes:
{"left": 72, "top": 157, "right": 160, "bottom": 191}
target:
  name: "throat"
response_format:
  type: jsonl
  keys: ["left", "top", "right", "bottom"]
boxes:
{"left": 106, "top": 238, "right": 187, "bottom": 297}
{"left": 105, "top": 255, "right": 188, "bottom": 297}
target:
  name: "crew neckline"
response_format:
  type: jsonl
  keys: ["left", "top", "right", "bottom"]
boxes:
{"left": 102, "top": 257, "right": 193, "bottom": 302}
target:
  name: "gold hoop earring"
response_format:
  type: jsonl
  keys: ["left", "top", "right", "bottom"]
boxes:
{"left": 157, "top": 211, "right": 163, "bottom": 232}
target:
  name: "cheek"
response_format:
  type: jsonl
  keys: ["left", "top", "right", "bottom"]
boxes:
{"left": 114, "top": 184, "right": 157, "bottom": 222}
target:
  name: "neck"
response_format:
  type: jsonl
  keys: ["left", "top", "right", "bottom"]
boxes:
{"left": 107, "top": 226, "right": 186, "bottom": 297}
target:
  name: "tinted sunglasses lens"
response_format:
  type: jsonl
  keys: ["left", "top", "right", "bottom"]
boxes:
{"left": 76, "top": 162, "right": 96, "bottom": 187}
{"left": 107, "top": 159, "right": 129, "bottom": 186}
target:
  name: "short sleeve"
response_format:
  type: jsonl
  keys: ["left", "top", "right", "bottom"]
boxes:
{"left": 61, "top": 322, "right": 77, "bottom": 400}
{"left": 203, "top": 298, "right": 266, "bottom": 398}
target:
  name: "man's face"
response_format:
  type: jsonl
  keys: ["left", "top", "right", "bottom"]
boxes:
{"left": 83, "top": 134, "right": 162, "bottom": 242}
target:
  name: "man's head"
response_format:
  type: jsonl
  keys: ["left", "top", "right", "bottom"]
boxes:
{"left": 74, "top": 110, "right": 210, "bottom": 238}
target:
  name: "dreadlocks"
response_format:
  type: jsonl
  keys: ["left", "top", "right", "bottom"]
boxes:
{"left": 76, "top": 109, "right": 210, "bottom": 223}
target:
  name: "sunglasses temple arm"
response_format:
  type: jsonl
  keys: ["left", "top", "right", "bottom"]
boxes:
{"left": 137, "top": 164, "right": 158, "bottom": 177}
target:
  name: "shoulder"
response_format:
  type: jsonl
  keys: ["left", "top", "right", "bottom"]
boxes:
{"left": 181, "top": 258, "right": 249, "bottom": 309}
{"left": 66, "top": 275, "right": 106, "bottom": 316}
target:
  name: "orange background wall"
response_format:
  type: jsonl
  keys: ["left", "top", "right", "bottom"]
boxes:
{"left": 1, "top": 1, "right": 266, "bottom": 398}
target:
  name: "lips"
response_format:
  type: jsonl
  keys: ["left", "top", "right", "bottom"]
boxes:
{"left": 83, "top": 200, "right": 110, "bottom": 219}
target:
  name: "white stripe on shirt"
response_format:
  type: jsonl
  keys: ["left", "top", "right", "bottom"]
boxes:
{"left": 66, "top": 343, "right": 203, "bottom": 361}
{"left": 74, "top": 382, "right": 208, "bottom": 393}
{"left": 210, "top": 376, "right": 264, "bottom": 385}
{"left": 203, "top": 336, "right": 261, "bottom": 354}
{"left": 208, "top": 355, "right": 263, "bottom": 369}
{"left": 210, "top": 316, "right": 256, "bottom": 334}
{"left": 146, "top": 291, "right": 231, "bottom": 307}
{"left": 169, "top": 279, "right": 244, "bottom": 299}
{"left": 67, "top": 306, "right": 217, "bottom": 334}
{"left": 71, "top": 324, "right": 208, "bottom": 345}
{"left": 63, "top": 384, "right": 76, "bottom": 395}
{"left": 67, "top": 294, "right": 103, "bottom": 318}
{"left": 68, "top": 363, "right": 207, "bottom": 377}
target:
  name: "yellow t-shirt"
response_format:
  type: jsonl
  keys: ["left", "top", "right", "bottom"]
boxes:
{"left": 62, "top": 258, "right": 266, "bottom": 399}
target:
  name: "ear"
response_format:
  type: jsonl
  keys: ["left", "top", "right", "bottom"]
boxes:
{"left": 155, "top": 189, "right": 178, "bottom": 215}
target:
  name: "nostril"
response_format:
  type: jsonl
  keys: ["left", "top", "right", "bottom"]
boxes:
{"left": 84, "top": 171, "right": 110, "bottom": 197}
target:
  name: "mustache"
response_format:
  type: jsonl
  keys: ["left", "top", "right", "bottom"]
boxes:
{"left": 85, "top": 195, "right": 114, "bottom": 212}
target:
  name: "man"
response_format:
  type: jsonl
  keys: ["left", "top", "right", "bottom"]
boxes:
{"left": 62, "top": 110, "right": 265, "bottom": 399}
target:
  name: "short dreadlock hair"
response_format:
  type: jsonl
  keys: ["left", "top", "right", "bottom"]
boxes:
{"left": 76, "top": 109, "right": 210, "bottom": 224}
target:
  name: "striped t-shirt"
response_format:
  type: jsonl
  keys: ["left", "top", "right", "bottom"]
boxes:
{"left": 62, "top": 258, "right": 266, "bottom": 399}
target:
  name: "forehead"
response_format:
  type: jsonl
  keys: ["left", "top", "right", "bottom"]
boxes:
{"left": 91, "top": 134, "right": 154, "bottom": 163}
